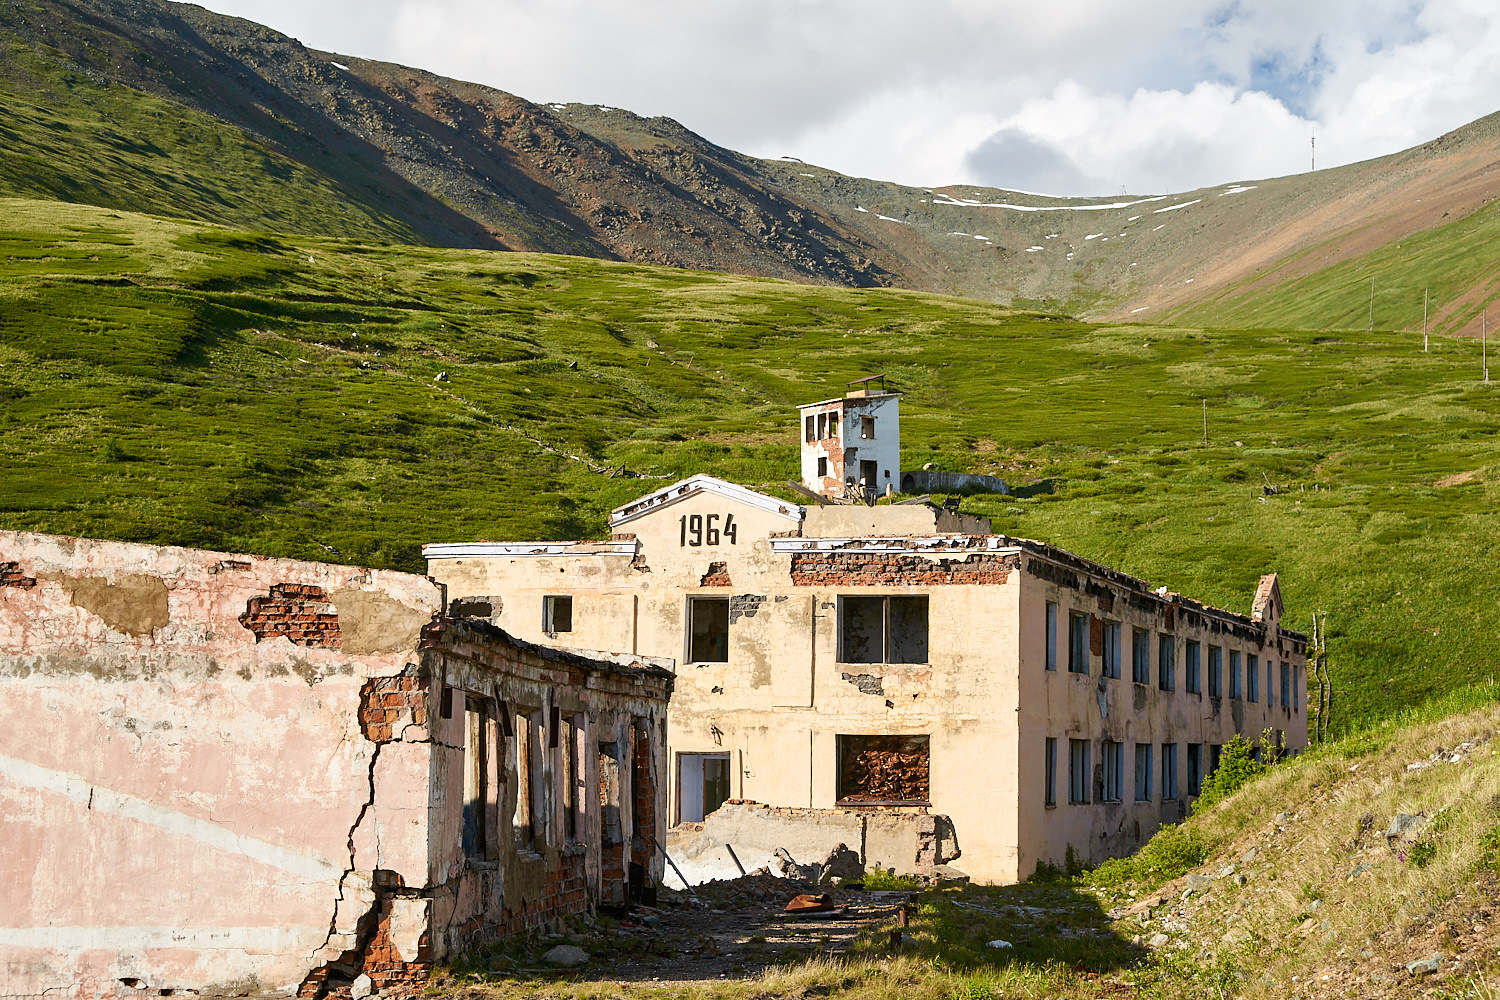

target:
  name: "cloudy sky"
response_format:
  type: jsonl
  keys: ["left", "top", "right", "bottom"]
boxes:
{"left": 200, "top": 0, "right": 1500, "bottom": 196}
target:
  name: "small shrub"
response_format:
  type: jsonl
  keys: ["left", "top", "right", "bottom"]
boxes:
{"left": 1406, "top": 839, "right": 1437, "bottom": 868}
{"left": 862, "top": 869, "right": 921, "bottom": 890}
{"left": 1478, "top": 823, "right": 1500, "bottom": 873}
{"left": 99, "top": 437, "right": 128, "bottom": 461}
{"left": 1087, "top": 824, "right": 1211, "bottom": 888}
{"left": 1195, "top": 734, "right": 1269, "bottom": 811}
{"left": 1029, "top": 857, "right": 1070, "bottom": 884}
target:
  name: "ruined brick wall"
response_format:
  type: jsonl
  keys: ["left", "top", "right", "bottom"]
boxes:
{"left": 632, "top": 726, "right": 657, "bottom": 868}
{"left": 358, "top": 674, "right": 428, "bottom": 743}
{"left": 493, "top": 848, "right": 588, "bottom": 934}
{"left": 298, "top": 892, "right": 434, "bottom": 1000}
{"left": 1, "top": 560, "right": 37, "bottom": 588}
{"left": 699, "top": 561, "right": 731, "bottom": 587}
{"left": 790, "top": 551, "right": 1018, "bottom": 586}
{"left": 239, "top": 583, "right": 342, "bottom": 648}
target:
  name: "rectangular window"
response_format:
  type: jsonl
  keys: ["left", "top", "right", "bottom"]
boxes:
{"left": 1068, "top": 738, "right": 1091, "bottom": 804}
{"left": 816, "top": 456, "right": 828, "bottom": 477}
{"left": 512, "top": 709, "right": 546, "bottom": 849}
{"left": 1101, "top": 741, "right": 1122, "bottom": 802}
{"left": 1280, "top": 662, "right": 1291, "bottom": 707}
{"left": 1208, "top": 645, "right": 1222, "bottom": 697}
{"left": 860, "top": 415, "right": 876, "bottom": 439}
{"left": 1045, "top": 602, "right": 1058, "bottom": 671}
{"left": 1230, "top": 650, "right": 1242, "bottom": 699}
{"left": 1068, "top": 611, "right": 1089, "bottom": 674}
{"left": 1187, "top": 743, "right": 1202, "bottom": 795}
{"left": 1132, "top": 629, "right": 1151, "bottom": 684}
{"left": 1102, "top": 622, "right": 1121, "bottom": 679}
{"left": 805, "top": 414, "right": 816, "bottom": 443}
{"left": 817, "top": 413, "right": 826, "bottom": 439}
{"left": 839, "top": 595, "right": 929, "bottom": 664}
{"left": 463, "top": 696, "right": 488, "bottom": 858}
{"left": 1185, "top": 641, "right": 1201, "bottom": 694}
{"left": 1162, "top": 743, "right": 1178, "bottom": 800}
{"left": 828, "top": 412, "right": 840, "bottom": 439}
{"left": 1135, "top": 743, "right": 1153, "bottom": 801}
{"left": 1267, "top": 662, "right": 1275, "bottom": 706}
{"left": 677, "top": 752, "right": 731, "bottom": 823}
{"left": 1158, "top": 636, "right": 1176, "bottom": 691}
{"left": 688, "top": 596, "right": 730, "bottom": 663}
{"left": 1044, "top": 737, "right": 1057, "bottom": 807}
{"left": 1247, "top": 654, "right": 1259, "bottom": 702}
{"left": 837, "top": 735, "right": 929, "bottom": 803}
{"left": 1293, "top": 665, "right": 1301, "bottom": 711}
{"left": 562, "top": 714, "right": 585, "bottom": 842}
{"left": 598, "top": 741, "right": 622, "bottom": 845}
{"left": 543, "top": 595, "right": 573, "bottom": 633}
{"left": 1209, "top": 743, "right": 1223, "bottom": 778}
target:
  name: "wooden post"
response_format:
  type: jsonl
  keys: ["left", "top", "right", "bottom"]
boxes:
{"left": 1424, "top": 288, "right": 1429, "bottom": 353}
{"left": 1202, "top": 398, "right": 1208, "bottom": 447}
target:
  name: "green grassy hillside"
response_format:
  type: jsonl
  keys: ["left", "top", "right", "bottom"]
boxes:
{"left": 1171, "top": 192, "right": 1500, "bottom": 335}
{"left": 2, "top": 198, "right": 1498, "bottom": 729}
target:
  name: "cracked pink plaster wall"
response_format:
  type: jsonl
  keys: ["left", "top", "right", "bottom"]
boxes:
{"left": 0, "top": 531, "right": 440, "bottom": 1000}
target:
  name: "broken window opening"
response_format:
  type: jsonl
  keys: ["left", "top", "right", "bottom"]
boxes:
{"left": 1134, "top": 743, "right": 1153, "bottom": 802}
{"left": 838, "top": 595, "right": 928, "bottom": 665}
{"left": 1132, "top": 629, "right": 1150, "bottom": 684}
{"left": 1229, "top": 650, "right": 1242, "bottom": 699}
{"left": 1208, "top": 645, "right": 1222, "bottom": 697}
{"left": 860, "top": 415, "right": 876, "bottom": 439}
{"left": 1068, "top": 738, "right": 1090, "bottom": 804}
{"left": 1187, "top": 743, "right": 1203, "bottom": 795}
{"left": 1162, "top": 743, "right": 1178, "bottom": 800}
{"left": 836, "top": 734, "right": 930, "bottom": 803}
{"left": 677, "top": 752, "right": 731, "bottom": 823}
{"left": 1247, "top": 654, "right": 1259, "bottom": 702}
{"left": 543, "top": 595, "right": 573, "bottom": 634}
{"left": 1185, "top": 640, "right": 1201, "bottom": 694}
{"left": 688, "top": 596, "right": 730, "bottom": 663}
{"left": 1068, "top": 611, "right": 1089, "bottom": 674}
{"left": 816, "top": 456, "right": 828, "bottom": 478}
{"left": 1280, "top": 662, "right": 1291, "bottom": 708}
{"left": 828, "top": 412, "right": 839, "bottom": 439}
{"left": 1044, "top": 602, "right": 1058, "bottom": 671}
{"left": 598, "top": 741, "right": 622, "bottom": 845}
{"left": 511, "top": 709, "right": 544, "bottom": 850}
{"left": 1208, "top": 743, "right": 1223, "bottom": 779}
{"left": 859, "top": 459, "right": 878, "bottom": 490}
{"left": 1044, "top": 736, "right": 1057, "bottom": 807}
{"left": 1102, "top": 621, "right": 1121, "bottom": 680}
{"left": 463, "top": 696, "right": 488, "bottom": 858}
{"left": 562, "top": 714, "right": 585, "bottom": 842}
{"left": 1101, "top": 740, "right": 1122, "bottom": 802}
{"left": 817, "top": 413, "right": 826, "bottom": 439}
{"left": 805, "top": 415, "right": 816, "bottom": 443}
{"left": 1158, "top": 635, "right": 1175, "bottom": 691}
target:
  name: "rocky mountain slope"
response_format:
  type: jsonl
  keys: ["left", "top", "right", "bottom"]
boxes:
{"left": 6, "top": 0, "right": 1500, "bottom": 326}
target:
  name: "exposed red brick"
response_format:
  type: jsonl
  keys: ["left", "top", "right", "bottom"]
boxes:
{"left": 239, "top": 582, "right": 342, "bottom": 648}
{"left": 789, "top": 552, "right": 1018, "bottom": 587}
{"left": 358, "top": 675, "right": 429, "bottom": 743}
{"left": 838, "top": 735, "right": 929, "bottom": 802}
{"left": 699, "top": 560, "right": 729, "bottom": 590}
{"left": 0, "top": 561, "right": 37, "bottom": 589}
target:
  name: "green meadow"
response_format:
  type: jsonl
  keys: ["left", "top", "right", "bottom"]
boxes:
{"left": 1, "top": 198, "right": 1497, "bottom": 729}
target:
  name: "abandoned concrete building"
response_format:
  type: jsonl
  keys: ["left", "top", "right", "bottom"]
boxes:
{"left": 0, "top": 531, "right": 671, "bottom": 999}
{"left": 425, "top": 390, "right": 1309, "bottom": 885}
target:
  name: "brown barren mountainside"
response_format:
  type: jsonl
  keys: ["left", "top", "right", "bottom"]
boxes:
{"left": 6, "top": 0, "right": 1500, "bottom": 322}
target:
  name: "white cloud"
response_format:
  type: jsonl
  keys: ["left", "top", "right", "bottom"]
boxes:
{"left": 196, "top": 0, "right": 1500, "bottom": 195}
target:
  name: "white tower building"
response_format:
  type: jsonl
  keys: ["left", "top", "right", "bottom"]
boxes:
{"left": 797, "top": 374, "right": 901, "bottom": 499}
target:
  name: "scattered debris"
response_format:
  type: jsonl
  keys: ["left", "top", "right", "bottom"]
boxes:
{"left": 1405, "top": 954, "right": 1442, "bottom": 976}
{"left": 986, "top": 939, "right": 1013, "bottom": 949}
{"left": 541, "top": 945, "right": 589, "bottom": 966}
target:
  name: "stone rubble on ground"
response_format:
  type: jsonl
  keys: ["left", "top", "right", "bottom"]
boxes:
{"left": 542, "top": 945, "right": 590, "bottom": 966}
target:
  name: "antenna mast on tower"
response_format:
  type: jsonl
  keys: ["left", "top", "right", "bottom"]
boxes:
{"left": 1311, "top": 132, "right": 1316, "bottom": 172}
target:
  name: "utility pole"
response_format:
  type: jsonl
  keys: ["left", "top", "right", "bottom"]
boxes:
{"left": 1202, "top": 398, "right": 1208, "bottom": 446}
{"left": 1485, "top": 312, "right": 1490, "bottom": 383}
{"left": 1369, "top": 278, "right": 1375, "bottom": 331}
{"left": 1424, "top": 288, "right": 1429, "bottom": 352}
{"left": 1311, "top": 133, "right": 1316, "bottom": 172}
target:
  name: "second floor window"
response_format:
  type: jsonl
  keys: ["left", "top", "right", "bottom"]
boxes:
{"left": 1185, "top": 641, "right": 1201, "bottom": 694}
{"left": 1068, "top": 612, "right": 1089, "bottom": 674}
{"left": 1132, "top": 629, "right": 1151, "bottom": 684}
{"left": 839, "top": 595, "right": 929, "bottom": 664}
{"left": 1102, "top": 622, "right": 1121, "bottom": 679}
